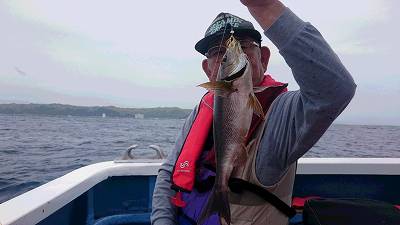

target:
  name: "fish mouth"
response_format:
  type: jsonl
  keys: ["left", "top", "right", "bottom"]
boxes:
{"left": 222, "top": 62, "right": 247, "bottom": 82}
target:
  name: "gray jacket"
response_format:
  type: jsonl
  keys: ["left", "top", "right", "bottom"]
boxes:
{"left": 151, "top": 8, "right": 356, "bottom": 225}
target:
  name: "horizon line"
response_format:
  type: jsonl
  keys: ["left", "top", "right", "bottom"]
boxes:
{"left": 0, "top": 102, "right": 399, "bottom": 127}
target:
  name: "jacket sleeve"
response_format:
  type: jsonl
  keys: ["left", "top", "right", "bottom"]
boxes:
{"left": 151, "top": 106, "right": 198, "bottom": 225}
{"left": 255, "top": 8, "right": 357, "bottom": 186}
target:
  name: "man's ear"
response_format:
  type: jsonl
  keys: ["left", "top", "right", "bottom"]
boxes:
{"left": 260, "top": 46, "right": 271, "bottom": 72}
{"left": 202, "top": 59, "right": 212, "bottom": 79}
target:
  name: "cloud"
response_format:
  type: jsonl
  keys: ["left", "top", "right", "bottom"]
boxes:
{"left": 1, "top": 0, "right": 399, "bottom": 124}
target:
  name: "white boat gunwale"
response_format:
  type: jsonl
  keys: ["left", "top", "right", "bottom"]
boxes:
{"left": 0, "top": 161, "right": 161, "bottom": 225}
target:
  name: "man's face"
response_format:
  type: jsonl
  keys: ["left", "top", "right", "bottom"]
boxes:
{"left": 202, "top": 36, "right": 270, "bottom": 86}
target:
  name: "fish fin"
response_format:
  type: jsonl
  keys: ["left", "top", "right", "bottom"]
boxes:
{"left": 248, "top": 93, "right": 265, "bottom": 119}
{"left": 253, "top": 86, "right": 269, "bottom": 93}
{"left": 198, "top": 188, "right": 231, "bottom": 225}
{"left": 198, "top": 81, "right": 234, "bottom": 92}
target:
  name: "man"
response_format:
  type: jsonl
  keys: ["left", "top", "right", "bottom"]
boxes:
{"left": 151, "top": 0, "right": 356, "bottom": 224}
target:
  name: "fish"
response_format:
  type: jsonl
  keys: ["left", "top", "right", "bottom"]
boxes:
{"left": 197, "top": 35, "right": 265, "bottom": 225}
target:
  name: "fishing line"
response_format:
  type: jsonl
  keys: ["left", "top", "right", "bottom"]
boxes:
{"left": 210, "top": 17, "right": 234, "bottom": 77}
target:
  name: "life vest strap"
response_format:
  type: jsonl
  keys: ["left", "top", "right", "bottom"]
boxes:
{"left": 229, "top": 178, "right": 297, "bottom": 218}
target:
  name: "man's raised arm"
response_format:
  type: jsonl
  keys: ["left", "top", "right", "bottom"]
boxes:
{"left": 243, "top": 1, "right": 357, "bottom": 185}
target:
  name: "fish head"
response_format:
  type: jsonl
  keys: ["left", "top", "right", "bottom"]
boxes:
{"left": 217, "top": 36, "right": 249, "bottom": 82}
{"left": 198, "top": 36, "right": 254, "bottom": 95}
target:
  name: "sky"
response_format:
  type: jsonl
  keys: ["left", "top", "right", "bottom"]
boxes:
{"left": 0, "top": 0, "right": 399, "bottom": 125}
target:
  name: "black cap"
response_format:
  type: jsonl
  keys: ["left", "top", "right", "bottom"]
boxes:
{"left": 195, "top": 12, "right": 262, "bottom": 56}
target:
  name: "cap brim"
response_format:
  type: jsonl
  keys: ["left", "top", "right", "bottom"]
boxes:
{"left": 195, "top": 29, "right": 262, "bottom": 56}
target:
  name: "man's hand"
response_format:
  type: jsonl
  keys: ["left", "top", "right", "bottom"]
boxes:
{"left": 240, "top": 0, "right": 285, "bottom": 30}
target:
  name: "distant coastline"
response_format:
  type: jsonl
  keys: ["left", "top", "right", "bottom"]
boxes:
{"left": 0, "top": 103, "right": 192, "bottom": 119}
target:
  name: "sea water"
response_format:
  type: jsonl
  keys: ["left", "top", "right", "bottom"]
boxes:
{"left": 0, "top": 114, "right": 399, "bottom": 203}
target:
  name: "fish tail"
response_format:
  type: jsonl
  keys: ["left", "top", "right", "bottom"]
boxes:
{"left": 198, "top": 188, "right": 231, "bottom": 225}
